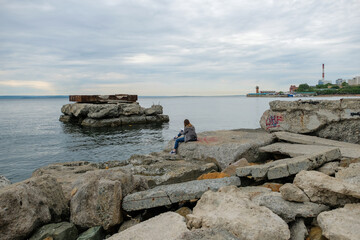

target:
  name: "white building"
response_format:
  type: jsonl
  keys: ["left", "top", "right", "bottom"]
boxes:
{"left": 336, "top": 78, "right": 345, "bottom": 85}
{"left": 348, "top": 76, "right": 360, "bottom": 86}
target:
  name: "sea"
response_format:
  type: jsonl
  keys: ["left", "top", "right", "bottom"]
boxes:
{"left": 1, "top": 95, "right": 358, "bottom": 183}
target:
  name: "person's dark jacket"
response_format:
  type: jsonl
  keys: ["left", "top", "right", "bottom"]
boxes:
{"left": 183, "top": 124, "right": 197, "bottom": 142}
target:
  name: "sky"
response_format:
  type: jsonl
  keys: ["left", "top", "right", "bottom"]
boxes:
{"left": 0, "top": 0, "right": 359, "bottom": 96}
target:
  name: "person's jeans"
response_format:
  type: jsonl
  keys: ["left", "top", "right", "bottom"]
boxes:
{"left": 174, "top": 137, "right": 184, "bottom": 149}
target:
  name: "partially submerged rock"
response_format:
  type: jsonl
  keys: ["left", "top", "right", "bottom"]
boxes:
{"left": 0, "top": 176, "right": 69, "bottom": 240}
{"left": 317, "top": 204, "right": 360, "bottom": 240}
{"left": 294, "top": 170, "right": 360, "bottom": 206}
{"left": 107, "top": 212, "right": 189, "bottom": 240}
{"left": 60, "top": 102, "right": 169, "bottom": 127}
{"left": 122, "top": 177, "right": 241, "bottom": 211}
{"left": 260, "top": 98, "right": 360, "bottom": 143}
{"left": 167, "top": 129, "right": 275, "bottom": 169}
{"left": 188, "top": 185, "right": 290, "bottom": 240}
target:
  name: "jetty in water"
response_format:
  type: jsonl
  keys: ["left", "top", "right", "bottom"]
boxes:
{"left": 59, "top": 94, "right": 169, "bottom": 127}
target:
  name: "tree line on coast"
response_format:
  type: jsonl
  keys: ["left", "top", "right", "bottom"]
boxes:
{"left": 296, "top": 82, "right": 360, "bottom": 95}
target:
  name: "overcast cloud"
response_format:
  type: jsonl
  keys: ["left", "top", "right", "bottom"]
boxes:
{"left": 0, "top": 0, "right": 359, "bottom": 95}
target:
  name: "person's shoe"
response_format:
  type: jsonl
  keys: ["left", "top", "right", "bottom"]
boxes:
{"left": 170, "top": 150, "right": 176, "bottom": 154}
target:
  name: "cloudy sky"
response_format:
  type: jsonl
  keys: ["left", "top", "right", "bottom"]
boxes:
{"left": 0, "top": 0, "right": 359, "bottom": 96}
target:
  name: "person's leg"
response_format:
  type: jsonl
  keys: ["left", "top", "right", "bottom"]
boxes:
{"left": 174, "top": 137, "right": 184, "bottom": 150}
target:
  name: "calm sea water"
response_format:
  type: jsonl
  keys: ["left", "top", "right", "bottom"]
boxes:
{"left": 0, "top": 95, "right": 357, "bottom": 183}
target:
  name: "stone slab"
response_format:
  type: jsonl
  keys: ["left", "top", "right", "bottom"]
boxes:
{"left": 259, "top": 142, "right": 339, "bottom": 157}
{"left": 237, "top": 148, "right": 341, "bottom": 180}
{"left": 274, "top": 131, "right": 360, "bottom": 158}
{"left": 122, "top": 177, "right": 241, "bottom": 211}
{"left": 69, "top": 94, "right": 137, "bottom": 103}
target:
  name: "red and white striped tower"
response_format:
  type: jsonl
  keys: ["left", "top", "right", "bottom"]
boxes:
{"left": 322, "top": 64, "right": 325, "bottom": 81}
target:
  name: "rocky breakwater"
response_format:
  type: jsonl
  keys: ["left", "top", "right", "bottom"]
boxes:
{"left": 59, "top": 94, "right": 169, "bottom": 127}
{"left": 260, "top": 98, "right": 360, "bottom": 144}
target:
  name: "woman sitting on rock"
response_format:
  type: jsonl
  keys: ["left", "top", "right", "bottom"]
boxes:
{"left": 170, "top": 119, "right": 197, "bottom": 154}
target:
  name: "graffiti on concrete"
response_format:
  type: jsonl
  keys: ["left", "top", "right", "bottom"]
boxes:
{"left": 350, "top": 112, "right": 360, "bottom": 116}
{"left": 266, "top": 115, "right": 284, "bottom": 130}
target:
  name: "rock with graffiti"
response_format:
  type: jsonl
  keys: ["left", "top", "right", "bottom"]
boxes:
{"left": 260, "top": 98, "right": 360, "bottom": 144}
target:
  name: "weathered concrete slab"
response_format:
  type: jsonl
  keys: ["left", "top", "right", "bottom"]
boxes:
{"left": 122, "top": 177, "right": 241, "bottom": 211}
{"left": 166, "top": 129, "right": 275, "bottom": 169}
{"left": 259, "top": 142, "right": 338, "bottom": 157}
{"left": 274, "top": 131, "right": 360, "bottom": 158}
{"left": 237, "top": 148, "right": 341, "bottom": 180}
{"left": 69, "top": 94, "right": 138, "bottom": 103}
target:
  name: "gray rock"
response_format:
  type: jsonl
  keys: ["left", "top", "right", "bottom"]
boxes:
{"left": 274, "top": 131, "right": 360, "bottom": 158}
{"left": 122, "top": 177, "right": 241, "bottom": 211}
{"left": 259, "top": 142, "right": 339, "bottom": 157}
{"left": 336, "top": 162, "right": 360, "bottom": 186}
{"left": 294, "top": 170, "right": 360, "bottom": 207}
{"left": 259, "top": 99, "right": 360, "bottom": 143}
{"left": 237, "top": 148, "right": 341, "bottom": 180}
{"left": 252, "top": 192, "right": 329, "bottom": 223}
{"left": 76, "top": 226, "right": 104, "bottom": 240}
{"left": 317, "top": 203, "right": 360, "bottom": 240}
{"left": 280, "top": 183, "right": 310, "bottom": 203}
{"left": 176, "top": 228, "right": 240, "bottom": 240}
{"left": 316, "top": 161, "right": 340, "bottom": 176}
{"left": 188, "top": 185, "right": 290, "bottom": 240}
{"left": 166, "top": 129, "right": 275, "bottom": 169}
{"left": 70, "top": 169, "right": 148, "bottom": 230}
{"left": 289, "top": 218, "right": 308, "bottom": 240}
{"left": 144, "top": 105, "right": 163, "bottom": 115}
{"left": 107, "top": 212, "right": 189, "bottom": 240}
{"left": 0, "top": 175, "right": 11, "bottom": 189}
{"left": 221, "top": 158, "right": 250, "bottom": 176}
{"left": 0, "top": 175, "right": 69, "bottom": 240}
{"left": 33, "top": 161, "right": 148, "bottom": 201}
{"left": 118, "top": 152, "right": 218, "bottom": 188}
{"left": 29, "top": 222, "right": 78, "bottom": 240}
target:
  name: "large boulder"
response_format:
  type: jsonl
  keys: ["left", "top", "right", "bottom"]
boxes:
{"left": 252, "top": 192, "right": 329, "bottom": 223}
{"left": 29, "top": 222, "right": 78, "bottom": 240}
{"left": 107, "top": 212, "right": 189, "bottom": 240}
{"left": 33, "top": 161, "right": 99, "bottom": 201}
{"left": 317, "top": 204, "right": 360, "bottom": 240}
{"left": 187, "top": 185, "right": 290, "bottom": 240}
{"left": 166, "top": 129, "right": 275, "bottom": 169}
{"left": 260, "top": 99, "right": 360, "bottom": 143}
{"left": 0, "top": 175, "right": 69, "bottom": 240}
{"left": 70, "top": 169, "right": 148, "bottom": 230}
{"left": 119, "top": 152, "right": 218, "bottom": 188}
{"left": 293, "top": 170, "right": 360, "bottom": 206}
{"left": 0, "top": 175, "right": 11, "bottom": 189}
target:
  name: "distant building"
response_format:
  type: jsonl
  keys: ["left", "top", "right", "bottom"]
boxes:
{"left": 318, "top": 79, "right": 332, "bottom": 85}
{"left": 336, "top": 78, "right": 345, "bottom": 86}
{"left": 348, "top": 76, "right": 360, "bottom": 86}
{"left": 289, "top": 85, "right": 298, "bottom": 93}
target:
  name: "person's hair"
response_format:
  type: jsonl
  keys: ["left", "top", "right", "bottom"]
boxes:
{"left": 184, "top": 119, "right": 190, "bottom": 127}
